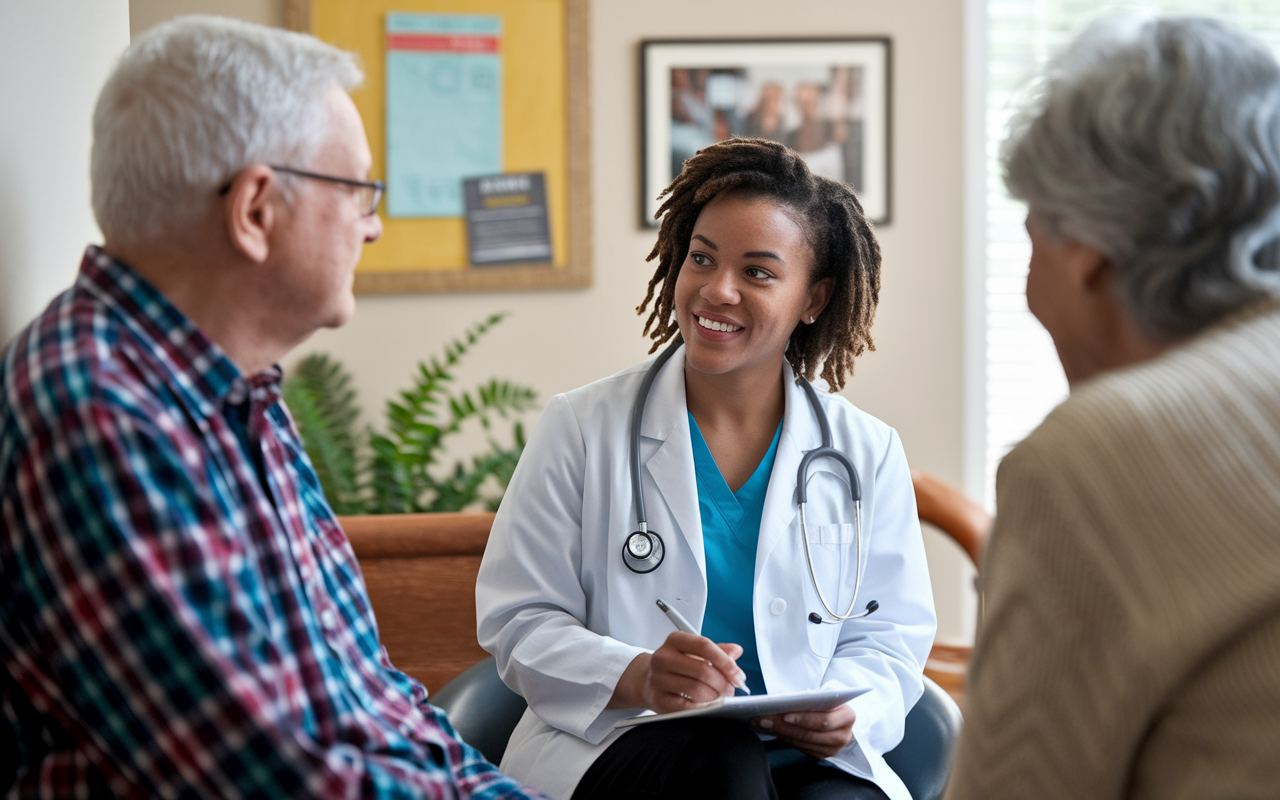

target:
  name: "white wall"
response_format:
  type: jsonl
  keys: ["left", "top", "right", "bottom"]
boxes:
{"left": 130, "top": 0, "right": 283, "bottom": 32}
{"left": 0, "top": 1, "right": 131, "bottom": 344}
{"left": 130, "top": 0, "right": 979, "bottom": 642}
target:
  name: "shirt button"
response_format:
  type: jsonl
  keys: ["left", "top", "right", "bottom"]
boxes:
{"left": 769, "top": 598, "right": 787, "bottom": 616}
{"left": 320, "top": 609, "right": 338, "bottom": 629}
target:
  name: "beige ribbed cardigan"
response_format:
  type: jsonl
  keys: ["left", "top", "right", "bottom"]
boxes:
{"left": 945, "top": 303, "right": 1280, "bottom": 800}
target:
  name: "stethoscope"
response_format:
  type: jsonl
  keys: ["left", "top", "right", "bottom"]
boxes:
{"left": 623, "top": 340, "right": 879, "bottom": 625}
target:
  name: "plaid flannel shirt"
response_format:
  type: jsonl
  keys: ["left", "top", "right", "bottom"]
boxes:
{"left": 0, "top": 247, "right": 544, "bottom": 799}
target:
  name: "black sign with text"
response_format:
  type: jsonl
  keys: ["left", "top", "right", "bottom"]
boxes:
{"left": 463, "top": 172, "right": 553, "bottom": 266}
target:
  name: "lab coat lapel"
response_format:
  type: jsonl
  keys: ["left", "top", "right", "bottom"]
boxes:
{"left": 639, "top": 346, "right": 706, "bottom": 579}
{"left": 755, "top": 363, "right": 822, "bottom": 579}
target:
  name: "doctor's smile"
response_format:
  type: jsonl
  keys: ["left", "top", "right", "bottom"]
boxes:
{"left": 477, "top": 138, "right": 934, "bottom": 800}
{"left": 694, "top": 314, "right": 743, "bottom": 333}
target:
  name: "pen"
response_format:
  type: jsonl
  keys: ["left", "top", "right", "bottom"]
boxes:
{"left": 655, "top": 598, "right": 697, "bottom": 634}
{"left": 655, "top": 598, "right": 750, "bottom": 694}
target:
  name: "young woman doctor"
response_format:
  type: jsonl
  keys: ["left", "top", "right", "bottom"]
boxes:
{"left": 476, "top": 139, "right": 935, "bottom": 800}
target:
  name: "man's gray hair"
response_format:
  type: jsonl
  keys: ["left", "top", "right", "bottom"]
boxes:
{"left": 91, "top": 15, "right": 362, "bottom": 246}
{"left": 1003, "top": 16, "right": 1280, "bottom": 337}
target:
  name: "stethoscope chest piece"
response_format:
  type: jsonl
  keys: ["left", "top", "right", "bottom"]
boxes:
{"left": 623, "top": 530, "right": 665, "bottom": 573}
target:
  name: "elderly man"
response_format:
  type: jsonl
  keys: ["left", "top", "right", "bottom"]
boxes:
{"left": 947, "top": 16, "right": 1280, "bottom": 800}
{"left": 0, "top": 16, "right": 543, "bottom": 799}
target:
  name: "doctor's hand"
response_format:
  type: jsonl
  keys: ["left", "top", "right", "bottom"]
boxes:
{"left": 754, "top": 703, "right": 857, "bottom": 761}
{"left": 607, "top": 632, "right": 747, "bottom": 713}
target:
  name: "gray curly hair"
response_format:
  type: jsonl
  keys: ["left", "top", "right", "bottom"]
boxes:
{"left": 1003, "top": 16, "right": 1280, "bottom": 337}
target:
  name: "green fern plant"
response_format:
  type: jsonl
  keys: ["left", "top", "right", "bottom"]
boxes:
{"left": 283, "top": 313, "right": 537, "bottom": 514}
{"left": 281, "top": 352, "right": 363, "bottom": 514}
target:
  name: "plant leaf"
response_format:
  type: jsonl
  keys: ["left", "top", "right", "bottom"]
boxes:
{"left": 285, "top": 312, "right": 537, "bottom": 514}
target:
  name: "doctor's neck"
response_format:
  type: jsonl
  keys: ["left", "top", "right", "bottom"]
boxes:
{"left": 684, "top": 358, "right": 786, "bottom": 433}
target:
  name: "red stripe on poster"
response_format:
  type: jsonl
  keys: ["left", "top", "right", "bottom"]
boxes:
{"left": 386, "top": 33, "right": 500, "bottom": 53}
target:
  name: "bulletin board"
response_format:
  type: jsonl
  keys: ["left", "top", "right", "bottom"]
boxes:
{"left": 287, "top": 0, "right": 591, "bottom": 294}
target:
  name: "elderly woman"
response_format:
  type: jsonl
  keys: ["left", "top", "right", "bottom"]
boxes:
{"left": 946, "top": 17, "right": 1280, "bottom": 800}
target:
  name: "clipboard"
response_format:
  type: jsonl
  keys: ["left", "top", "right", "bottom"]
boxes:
{"left": 614, "top": 686, "right": 867, "bottom": 729}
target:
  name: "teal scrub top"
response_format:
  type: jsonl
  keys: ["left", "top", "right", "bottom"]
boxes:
{"left": 688, "top": 412, "right": 782, "bottom": 697}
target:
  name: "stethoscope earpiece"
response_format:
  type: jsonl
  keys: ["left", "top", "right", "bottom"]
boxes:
{"left": 623, "top": 530, "right": 665, "bottom": 573}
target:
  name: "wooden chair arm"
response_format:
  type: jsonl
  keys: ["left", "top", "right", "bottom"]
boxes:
{"left": 911, "top": 468, "right": 991, "bottom": 569}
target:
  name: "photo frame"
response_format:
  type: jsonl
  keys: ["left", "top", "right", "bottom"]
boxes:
{"left": 287, "top": 0, "right": 591, "bottom": 294}
{"left": 640, "top": 38, "right": 891, "bottom": 227}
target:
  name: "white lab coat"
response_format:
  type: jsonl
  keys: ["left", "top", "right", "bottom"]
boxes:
{"left": 475, "top": 348, "right": 936, "bottom": 800}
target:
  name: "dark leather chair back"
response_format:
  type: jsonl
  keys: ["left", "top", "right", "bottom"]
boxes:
{"left": 884, "top": 675, "right": 963, "bottom": 800}
{"left": 430, "top": 657, "right": 528, "bottom": 765}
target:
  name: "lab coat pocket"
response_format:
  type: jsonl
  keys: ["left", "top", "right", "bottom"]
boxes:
{"left": 803, "top": 523, "right": 857, "bottom": 657}
{"left": 811, "top": 523, "right": 856, "bottom": 544}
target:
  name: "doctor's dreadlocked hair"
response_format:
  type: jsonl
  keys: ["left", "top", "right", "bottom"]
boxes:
{"left": 636, "top": 137, "right": 880, "bottom": 392}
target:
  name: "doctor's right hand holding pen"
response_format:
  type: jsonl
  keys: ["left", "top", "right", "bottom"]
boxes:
{"left": 605, "top": 598, "right": 748, "bottom": 713}
{"left": 606, "top": 633, "right": 748, "bottom": 713}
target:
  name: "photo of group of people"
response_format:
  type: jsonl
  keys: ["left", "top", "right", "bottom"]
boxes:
{"left": 668, "top": 65, "right": 866, "bottom": 191}
{"left": 642, "top": 39, "right": 888, "bottom": 225}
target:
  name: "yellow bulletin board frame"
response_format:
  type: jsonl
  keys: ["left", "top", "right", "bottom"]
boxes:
{"left": 287, "top": 0, "right": 591, "bottom": 294}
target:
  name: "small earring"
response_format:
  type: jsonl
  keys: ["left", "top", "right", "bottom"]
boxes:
{"left": 809, "top": 316, "right": 815, "bottom": 324}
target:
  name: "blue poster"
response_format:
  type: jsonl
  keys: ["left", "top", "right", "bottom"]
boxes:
{"left": 385, "top": 13, "right": 503, "bottom": 218}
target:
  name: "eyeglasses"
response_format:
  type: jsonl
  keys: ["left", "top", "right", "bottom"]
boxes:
{"left": 270, "top": 166, "right": 384, "bottom": 216}
{"left": 217, "top": 165, "right": 385, "bottom": 216}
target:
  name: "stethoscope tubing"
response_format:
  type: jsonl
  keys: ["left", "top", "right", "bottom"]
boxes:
{"left": 630, "top": 340, "right": 683, "bottom": 535}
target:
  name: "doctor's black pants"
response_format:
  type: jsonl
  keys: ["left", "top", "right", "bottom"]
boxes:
{"left": 569, "top": 718, "right": 891, "bottom": 800}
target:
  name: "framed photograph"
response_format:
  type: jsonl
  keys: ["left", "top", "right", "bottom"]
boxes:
{"left": 286, "top": 0, "right": 591, "bottom": 294}
{"left": 640, "top": 38, "right": 891, "bottom": 227}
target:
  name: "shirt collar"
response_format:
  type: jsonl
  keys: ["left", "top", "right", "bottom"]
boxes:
{"left": 78, "top": 245, "right": 278, "bottom": 421}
